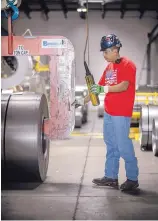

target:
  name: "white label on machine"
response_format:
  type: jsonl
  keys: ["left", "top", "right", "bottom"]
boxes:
{"left": 41, "top": 39, "right": 67, "bottom": 48}
{"left": 13, "top": 45, "right": 29, "bottom": 56}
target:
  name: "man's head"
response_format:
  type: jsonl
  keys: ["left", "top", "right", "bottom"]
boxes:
{"left": 100, "top": 34, "right": 122, "bottom": 63}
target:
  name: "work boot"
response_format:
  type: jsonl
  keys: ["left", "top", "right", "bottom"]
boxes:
{"left": 92, "top": 176, "right": 119, "bottom": 188}
{"left": 120, "top": 179, "right": 139, "bottom": 191}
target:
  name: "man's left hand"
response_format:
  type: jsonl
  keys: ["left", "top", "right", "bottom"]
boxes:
{"left": 90, "top": 84, "right": 108, "bottom": 95}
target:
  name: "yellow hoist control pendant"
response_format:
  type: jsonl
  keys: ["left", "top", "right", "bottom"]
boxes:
{"left": 84, "top": 61, "right": 100, "bottom": 106}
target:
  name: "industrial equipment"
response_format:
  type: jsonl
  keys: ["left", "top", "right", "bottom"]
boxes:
{"left": 97, "top": 93, "right": 105, "bottom": 117}
{"left": 1, "top": 56, "right": 34, "bottom": 90}
{"left": 1, "top": 94, "right": 11, "bottom": 176}
{"left": 131, "top": 92, "right": 158, "bottom": 126}
{"left": 152, "top": 118, "right": 158, "bottom": 157}
{"left": 2, "top": 92, "right": 50, "bottom": 182}
{"left": 139, "top": 104, "right": 158, "bottom": 151}
{"left": 1, "top": 35, "right": 76, "bottom": 183}
{"left": 75, "top": 85, "right": 88, "bottom": 128}
{"left": 75, "top": 106, "right": 84, "bottom": 128}
{"left": 1, "top": 0, "right": 22, "bottom": 10}
{"left": 84, "top": 62, "right": 100, "bottom": 106}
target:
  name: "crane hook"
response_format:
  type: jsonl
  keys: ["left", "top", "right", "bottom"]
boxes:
{"left": 3, "top": 0, "right": 19, "bottom": 21}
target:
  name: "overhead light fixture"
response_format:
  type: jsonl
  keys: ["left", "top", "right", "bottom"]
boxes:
{"left": 77, "top": 6, "right": 87, "bottom": 12}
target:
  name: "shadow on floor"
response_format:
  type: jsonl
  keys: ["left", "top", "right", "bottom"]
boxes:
{"left": 1, "top": 182, "right": 80, "bottom": 192}
{"left": 91, "top": 184, "right": 158, "bottom": 198}
{"left": 121, "top": 188, "right": 158, "bottom": 197}
{"left": 1, "top": 181, "right": 41, "bottom": 190}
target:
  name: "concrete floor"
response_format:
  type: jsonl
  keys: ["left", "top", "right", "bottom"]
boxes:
{"left": 2, "top": 111, "right": 158, "bottom": 220}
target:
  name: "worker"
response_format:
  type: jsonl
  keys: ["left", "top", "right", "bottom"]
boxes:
{"left": 75, "top": 34, "right": 139, "bottom": 191}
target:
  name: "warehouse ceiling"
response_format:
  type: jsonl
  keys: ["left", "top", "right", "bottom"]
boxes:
{"left": 18, "top": 0, "right": 158, "bottom": 19}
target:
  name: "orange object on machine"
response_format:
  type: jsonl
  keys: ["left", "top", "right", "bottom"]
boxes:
{"left": 8, "top": 12, "right": 13, "bottom": 55}
{"left": 42, "top": 119, "right": 50, "bottom": 137}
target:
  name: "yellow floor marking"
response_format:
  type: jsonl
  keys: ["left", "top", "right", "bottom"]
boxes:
{"left": 71, "top": 130, "right": 140, "bottom": 140}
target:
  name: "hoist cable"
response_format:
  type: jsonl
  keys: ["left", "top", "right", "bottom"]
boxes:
{"left": 84, "top": 0, "right": 90, "bottom": 65}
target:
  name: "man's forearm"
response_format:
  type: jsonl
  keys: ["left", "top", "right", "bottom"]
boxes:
{"left": 108, "top": 81, "right": 129, "bottom": 93}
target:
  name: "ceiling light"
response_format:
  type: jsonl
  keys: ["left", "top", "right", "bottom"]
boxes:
{"left": 77, "top": 6, "right": 87, "bottom": 12}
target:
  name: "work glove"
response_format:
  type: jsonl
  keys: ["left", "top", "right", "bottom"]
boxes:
{"left": 90, "top": 84, "right": 109, "bottom": 95}
{"left": 71, "top": 97, "right": 84, "bottom": 108}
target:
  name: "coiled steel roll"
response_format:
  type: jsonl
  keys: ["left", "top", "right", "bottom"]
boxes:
{"left": 139, "top": 105, "right": 158, "bottom": 151}
{"left": 1, "top": 56, "right": 34, "bottom": 90}
{"left": 131, "top": 93, "right": 158, "bottom": 127}
{"left": 152, "top": 119, "right": 158, "bottom": 157}
{"left": 1, "top": 94, "right": 11, "bottom": 174}
{"left": 2, "top": 92, "right": 50, "bottom": 182}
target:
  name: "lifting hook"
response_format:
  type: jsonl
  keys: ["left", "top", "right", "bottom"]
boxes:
{"left": 3, "top": 0, "right": 19, "bottom": 21}
{"left": 2, "top": 0, "right": 19, "bottom": 54}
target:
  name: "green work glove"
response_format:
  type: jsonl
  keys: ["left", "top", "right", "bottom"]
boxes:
{"left": 90, "top": 84, "right": 105, "bottom": 95}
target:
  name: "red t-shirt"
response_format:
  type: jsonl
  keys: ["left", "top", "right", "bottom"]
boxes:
{"left": 98, "top": 57, "right": 136, "bottom": 117}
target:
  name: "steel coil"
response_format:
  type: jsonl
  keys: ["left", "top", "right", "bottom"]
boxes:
{"left": 152, "top": 119, "right": 158, "bottom": 157}
{"left": 131, "top": 93, "right": 158, "bottom": 127}
{"left": 139, "top": 105, "right": 158, "bottom": 150}
{"left": 4, "top": 92, "right": 50, "bottom": 182}
{"left": 132, "top": 94, "right": 158, "bottom": 118}
{"left": 1, "top": 56, "right": 34, "bottom": 90}
{"left": 1, "top": 94, "right": 11, "bottom": 173}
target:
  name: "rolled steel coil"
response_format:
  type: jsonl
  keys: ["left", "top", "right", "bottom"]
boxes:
{"left": 152, "top": 119, "right": 158, "bottom": 157}
{"left": 131, "top": 93, "right": 158, "bottom": 127}
{"left": 1, "top": 94, "right": 11, "bottom": 174}
{"left": 139, "top": 105, "right": 158, "bottom": 151}
{"left": 133, "top": 94, "right": 158, "bottom": 115}
{"left": 1, "top": 56, "right": 34, "bottom": 90}
{"left": 2, "top": 92, "right": 50, "bottom": 182}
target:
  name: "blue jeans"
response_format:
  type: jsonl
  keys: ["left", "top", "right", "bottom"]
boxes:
{"left": 103, "top": 111, "right": 139, "bottom": 181}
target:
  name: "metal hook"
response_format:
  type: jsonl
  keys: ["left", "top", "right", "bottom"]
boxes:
{"left": 4, "top": 1, "right": 19, "bottom": 21}
{"left": 6, "top": 0, "right": 16, "bottom": 5}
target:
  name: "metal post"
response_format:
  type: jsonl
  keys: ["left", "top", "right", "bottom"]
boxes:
{"left": 146, "top": 24, "right": 158, "bottom": 85}
{"left": 147, "top": 44, "right": 151, "bottom": 85}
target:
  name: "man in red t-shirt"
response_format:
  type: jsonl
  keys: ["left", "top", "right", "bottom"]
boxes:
{"left": 75, "top": 34, "right": 139, "bottom": 191}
